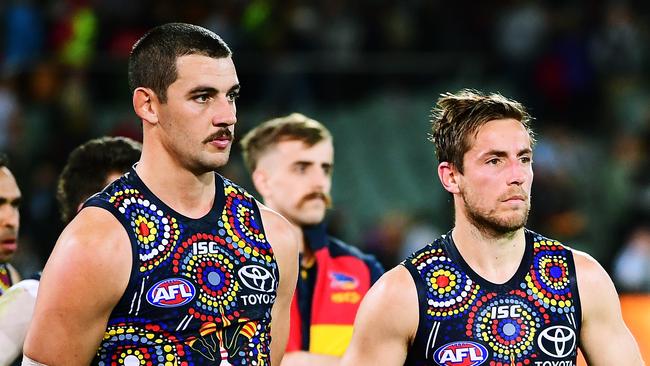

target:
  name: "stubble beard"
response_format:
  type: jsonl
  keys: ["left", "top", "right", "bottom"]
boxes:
{"left": 187, "top": 144, "right": 231, "bottom": 175}
{"left": 462, "top": 191, "right": 530, "bottom": 238}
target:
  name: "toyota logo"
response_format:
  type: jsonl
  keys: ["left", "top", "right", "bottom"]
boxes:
{"left": 538, "top": 325, "right": 576, "bottom": 358}
{"left": 238, "top": 265, "right": 276, "bottom": 293}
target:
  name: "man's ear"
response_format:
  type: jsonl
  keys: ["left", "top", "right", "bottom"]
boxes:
{"left": 133, "top": 87, "right": 159, "bottom": 124}
{"left": 438, "top": 161, "right": 461, "bottom": 194}
{"left": 251, "top": 169, "right": 270, "bottom": 198}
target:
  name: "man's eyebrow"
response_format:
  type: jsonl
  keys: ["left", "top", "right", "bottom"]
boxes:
{"left": 480, "top": 148, "right": 532, "bottom": 158}
{"left": 0, "top": 196, "right": 20, "bottom": 205}
{"left": 188, "top": 86, "right": 218, "bottom": 95}
{"left": 517, "top": 148, "right": 533, "bottom": 156}
{"left": 481, "top": 150, "right": 508, "bottom": 158}
{"left": 293, "top": 161, "right": 313, "bottom": 166}
{"left": 187, "top": 84, "right": 240, "bottom": 95}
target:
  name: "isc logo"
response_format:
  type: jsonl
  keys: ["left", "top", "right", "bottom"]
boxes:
{"left": 433, "top": 341, "right": 488, "bottom": 366}
{"left": 146, "top": 278, "right": 196, "bottom": 308}
{"left": 192, "top": 241, "right": 220, "bottom": 255}
{"left": 490, "top": 304, "right": 521, "bottom": 319}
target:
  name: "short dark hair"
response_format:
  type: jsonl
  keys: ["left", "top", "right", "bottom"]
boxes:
{"left": 0, "top": 153, "right": 7, "bottom": 168}
{"left": 128, "top": 22, "right": 232, "bottom": 103}
{"left": 430, "top": 89, "right": 535, "bottom": 173}
{"left": 56, "top": 136, "right": 142, "bottom": 223}
{"left": 240, "top": 113, "right": 332, "bottom": 172}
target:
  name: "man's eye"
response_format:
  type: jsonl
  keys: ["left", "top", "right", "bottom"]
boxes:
{"left": 227, "top": 92, "right": 239, "bottom": 102}
{"left": 195, "top": 95, "right": 210, "bottom": 103}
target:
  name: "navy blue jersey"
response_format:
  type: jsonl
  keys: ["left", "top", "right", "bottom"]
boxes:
{"left": 85, "top": 168, "right": 278, "bottom": 366}
{"left": 402, "top": 230, "right": 581, "bottom": 366}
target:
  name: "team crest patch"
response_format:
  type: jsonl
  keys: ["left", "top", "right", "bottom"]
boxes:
{"left": 146, "top": 278, "right": 196, "bottom": 307}
{"left": 433, "top": 341, "right": 488, "bottom": 366}
{"left": 329, "top": 272, "right": 359, "bottom": 290}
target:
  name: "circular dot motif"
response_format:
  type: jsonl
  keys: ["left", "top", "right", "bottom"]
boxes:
{"left": 411, "top": 248, "right": 480, "bottom": 320}
{"left": 222, "top": 184, "right": 273, "bottom": 263}
{"left": 536, "top": 252, "right": 569, "bottom": 292}
{"left": 173, "top": 233, "right": 241, "bottom": 323}
{"left": 526, "top": 240, "right": 574, "bottom": 313}
{"left": 467, "top": 292, "right": 543, "bottom": 364}
{"left": 96, "top": 321, "right": 190, "bottom": 366}
{"left": 111, "top": 189, "right": 181, "bottom": 275}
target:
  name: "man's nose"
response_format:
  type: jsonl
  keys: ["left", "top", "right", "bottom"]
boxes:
{"left": 211, "top": 96, "right": 237, "bottom": 126}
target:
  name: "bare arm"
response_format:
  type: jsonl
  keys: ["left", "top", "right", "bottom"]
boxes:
{"left": 340, "top": 266, "right": 418, "bottom": 366}
{"left": 281, "top": 351, "right": 340, "bottom": 366}
{"left": 259, "top": 204, "right": 299, "bottom": 366}
{"left": 574, "top": 250, "right": 644, "bottom": 365}
{"left": 23, "top": 207, "right": 132, "bottom": 364}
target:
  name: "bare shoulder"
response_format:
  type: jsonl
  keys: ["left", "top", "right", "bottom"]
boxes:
{"left": 368, "top": 265, "right": 418, "bottom": 312}
{"left": 342, "top": 265, "right": 419, "bottom": 365}
{"left": 24, "top": 206, "right": 133, "bottom": 363}
{"left": 362, "top": 265, "right": 419, "bottom": 339}
{"left": 570, "top": 248, "right": 620, "bottom": 320}
{"left": 570, "top": 247, "right": 644, "bottom": 365}
{"left": 257, "top": 202, "right": 299, "bottom": 259}
{"left": 41, "top": 206, "right": 132, "bottom": 301}
{"left": 52, "top": 206, "right": 130, "bottom": 258}
{"left": 571, "top": 249, "right": 613, "bottom": 294}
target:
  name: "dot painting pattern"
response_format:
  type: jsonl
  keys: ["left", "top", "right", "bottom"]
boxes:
{"left": 403, "top": 231, "right": 580, "bottom": 366}
{"left": 108, "top": 185, "right": 181, "bottom": 275}
{"left": 91, "top": 174, "right": 277, "bottom": 365}
{"left": 523, "top": 239, "right": 574, "bottom": 314}
{"left": 467, "top": 291, "right": 543, "bottom": 364}
{"left": 410, "top": 248, "right": 481, "bottom": 320}
{"left": 96, "top": 319, "right": 191, "bottom": 366}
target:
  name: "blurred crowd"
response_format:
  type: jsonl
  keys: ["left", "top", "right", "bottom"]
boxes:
{"left": 1, "top": 0, "right": 650, "bottom": 292}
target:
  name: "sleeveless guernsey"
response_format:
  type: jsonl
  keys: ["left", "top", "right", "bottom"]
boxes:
{"left": 402, "top": 230, "right": 581, "bottom": 366}
{"left": 84, "top": 168, "right": 278, "bottom": 366}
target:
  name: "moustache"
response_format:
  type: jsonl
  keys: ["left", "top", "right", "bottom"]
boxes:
{"left": 202, "top": 128, "right": 233, "bottom": 144}
{"left": 299, "top": 191, "right": 332, "bottom": 208}
{"left": 0, "top": 228, "right": 17, "bottom": 240}
{"left": 499, "top": 189, "right": 529, "bottom": 202}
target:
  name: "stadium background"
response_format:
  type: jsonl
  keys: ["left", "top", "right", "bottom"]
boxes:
{"left": 1, "top": 0, "right": 649, "bottom": 306}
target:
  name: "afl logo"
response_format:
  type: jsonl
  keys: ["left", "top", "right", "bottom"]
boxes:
{"left": 146, "top": 278, "right": 196, "bottom": 308}
{"left": 238, "top": 265, "right": 276, "bottom": 293}
{"left": 433, "top": 341, "right": 488, "bottom": 366}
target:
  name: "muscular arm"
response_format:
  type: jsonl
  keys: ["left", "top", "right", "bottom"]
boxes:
{"left": 574, "top": 250, "right": 644, "bottom": 365}
{"left": 23, "top": 207, "right": 132, "bottom": 364}
{"left": 259, "top": 204, "right": 299, "bottom": 366}
{"left": 281, "top": 351, "right": 340, "bottom": 366}
{"left": 340, "top": 266, "right": 418, "bottom": 366}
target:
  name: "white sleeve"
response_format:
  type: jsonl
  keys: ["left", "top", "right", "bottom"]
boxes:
{"left": 0, "top": 279, "right": 40, "bottom": 366}
{"left": 21, "top": 355, "right": 48, "bottom": 366}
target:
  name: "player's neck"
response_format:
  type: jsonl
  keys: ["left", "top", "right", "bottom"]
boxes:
{"left": 136, "top": 148, "right": 216, "bottom": 219}
{"left": 287, "top": 218, "right": 315, "bottom": 266}
{"left": 451, "top": 216, "right": 526, "bottom": 284}
{"left": 300, "top": 238, "right": 315, "bottom": 267}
